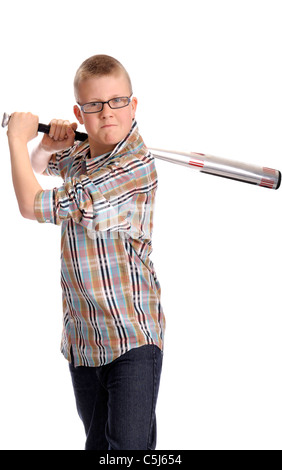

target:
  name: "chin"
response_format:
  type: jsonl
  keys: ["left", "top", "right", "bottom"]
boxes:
{"left": 103, "top": 131, "right": 124, "bottom": 145}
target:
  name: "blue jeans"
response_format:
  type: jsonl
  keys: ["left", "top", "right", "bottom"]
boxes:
{"left": 69, "top": 345, "right": 163, "bottom": 450}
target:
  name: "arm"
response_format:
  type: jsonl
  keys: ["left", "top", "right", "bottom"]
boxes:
{"left": 7, "top": 113, "right": 77, "bottom": 219}
{"left": 8, "top": 113, "right": 42, "bottom": 220}
{"left": 30, "top": 119, "right": 78, "bottom": 174}
{"left": 30, "top": 141, "right": 55, "bottom": 174}
{"left": 35, "top": 147, "right": 158, "bottom": 241}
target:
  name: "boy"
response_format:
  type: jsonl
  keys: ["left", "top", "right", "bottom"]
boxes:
{"left": 7, "top": 55, "right": 165, "bottom": 450}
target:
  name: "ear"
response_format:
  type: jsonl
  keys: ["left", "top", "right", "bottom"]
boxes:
{"left": 131, "top": 97, "right": 138, "bottom": 119}
{"left": 73, "top": 105, "right": 84, "bottom": 125}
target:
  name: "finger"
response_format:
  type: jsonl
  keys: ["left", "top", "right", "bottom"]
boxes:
{"left": 57, "top": 120, "right": 72, "bottom": 141}
{"left": 64, "top": 121, "right": 79, "bottom": 141}
{"left": 53, "top": 119, "right": 65, "bottom": 141}
{"left": 49, "top": 119, "right": 58, "bottom": 139}
{"left": 59, "top": 120, "right": 71, "bottom": 141}
{"left": 48, "top": 119, "right": 67, "bottom": 141}
{"left": 65, "top": 126, "right": 74, "bottom": 140}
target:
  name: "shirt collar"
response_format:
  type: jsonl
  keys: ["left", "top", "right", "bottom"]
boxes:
{"left": 76, "top": 120, "right": 140, "bottom": 173}
{"left": 109, "top": 119, "right": 138, "bottom": 158}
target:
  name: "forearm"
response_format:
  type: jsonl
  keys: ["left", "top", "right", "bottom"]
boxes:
{"left": 7, "top": 112, "right": 77, "bottom": 220}
{"left": 9, "top": 137, "right": 42, "bottom": 219}
{"left": 30, "top": 119, "right": 77, "bottom": 173}
{"left": 30, "top": 140, "right": 54, "bottom": 174}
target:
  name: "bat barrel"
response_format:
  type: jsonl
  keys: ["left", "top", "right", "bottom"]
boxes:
{"left": 150, "top": 148, "right": 281, "bottom": 190}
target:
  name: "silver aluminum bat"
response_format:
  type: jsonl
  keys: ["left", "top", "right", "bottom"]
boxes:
{"left": 2, "top": 112, "right": 280, "bottom": 190}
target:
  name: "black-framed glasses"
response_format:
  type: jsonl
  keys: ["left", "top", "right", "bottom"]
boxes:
{"left": 79, "top": 95, "right": 133, "bottom": 114}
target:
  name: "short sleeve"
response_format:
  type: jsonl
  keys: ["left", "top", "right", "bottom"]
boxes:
{"left": 34, "top": 152, "right": 158, "bottom": 239}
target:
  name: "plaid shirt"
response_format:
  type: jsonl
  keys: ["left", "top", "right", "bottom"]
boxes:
{"left": 34, "top": 121, "right": 165, "bottom": 367}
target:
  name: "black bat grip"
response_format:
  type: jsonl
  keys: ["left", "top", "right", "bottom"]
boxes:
{"left": 38, "top": 122, "right": 88, "bottom": 142}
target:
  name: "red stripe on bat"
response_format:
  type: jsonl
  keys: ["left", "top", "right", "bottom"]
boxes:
{"left": 189, "top": 160, "right": 204, "bottom": 168}
{"left": 263, "top": 167, "right": 276, "bottom": 175}
{"left": 260, "top": 178, "right": 274, "bottom": 188}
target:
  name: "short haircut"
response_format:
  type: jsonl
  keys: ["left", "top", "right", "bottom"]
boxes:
{"left": 74, "top": 54, "right": 133, "bottom": 100}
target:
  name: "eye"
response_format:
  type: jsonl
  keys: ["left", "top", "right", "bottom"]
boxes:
{"left": 109, "top": 97, "right": 129, "bottom": 109}
{"left": 82, "top": 101, "right": 103, "bottom": 113}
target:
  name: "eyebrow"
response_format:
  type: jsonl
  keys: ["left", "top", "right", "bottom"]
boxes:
{"left": 87, "top": 94, "right": 127, "bottom": 102}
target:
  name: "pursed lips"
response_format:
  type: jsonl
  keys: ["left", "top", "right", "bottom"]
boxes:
{"left": 101, "top": 124, "right": 117, "bottom": 129}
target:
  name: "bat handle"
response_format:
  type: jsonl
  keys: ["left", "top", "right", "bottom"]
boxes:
{"left": 38, "top": 122, "right": 88, "bottom": 142}
{"left": 1, "top": 113, "right": 88, "bottom": 142}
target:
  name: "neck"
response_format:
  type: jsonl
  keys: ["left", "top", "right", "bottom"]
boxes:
{"left": 88, "top": 136, "right": 116, "bottom": 158}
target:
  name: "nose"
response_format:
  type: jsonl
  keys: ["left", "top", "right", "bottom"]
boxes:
{"left": 100, "top": 102, "right": 114, "bottom": 119}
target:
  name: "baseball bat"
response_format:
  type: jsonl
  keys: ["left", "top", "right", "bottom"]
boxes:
{"left": 2, "top": 112, "right": 280, "bottom": 190}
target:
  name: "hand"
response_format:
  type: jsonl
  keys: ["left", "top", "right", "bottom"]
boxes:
{"left": 41, "top": 119, "right": 78, "bottom": 153}
{"left": 7, "top": 112, "right": 39, "bottom": 143}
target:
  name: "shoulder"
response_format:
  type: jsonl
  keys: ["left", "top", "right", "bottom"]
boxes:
{"left": 118, "top": 145, "right": 158, "bottom": 192}
{"left": 117, "top": 124, "right": 155, "bottom": 169}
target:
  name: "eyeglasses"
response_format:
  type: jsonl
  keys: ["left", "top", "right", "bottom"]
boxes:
{"left": 79, "top": 95, "right": 133, "bottom": 114}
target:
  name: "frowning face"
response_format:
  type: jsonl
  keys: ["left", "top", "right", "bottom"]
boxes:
{"left": 74, "top": 73, "right": 137, "bottom": 158}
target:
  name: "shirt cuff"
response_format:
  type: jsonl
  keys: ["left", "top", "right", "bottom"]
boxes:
{"left": 34, "top": 189, "right": 58, "bottom": 224}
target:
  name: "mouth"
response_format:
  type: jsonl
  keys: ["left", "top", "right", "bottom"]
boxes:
{"left": 101, "top": 124, "right": 117, "bottom": 129}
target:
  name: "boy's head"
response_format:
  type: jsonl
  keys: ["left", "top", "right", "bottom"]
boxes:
{"left": 73, "top": 55, "right": 137, "bottom": 157}
{"left": 74, "top": 55, "right": 133, "bottom": 100}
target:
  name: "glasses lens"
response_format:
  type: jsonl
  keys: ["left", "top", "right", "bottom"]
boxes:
{"left": 109, "top": 97, "right": 130, "bottom": 109}
{"left": 83, "top": 102, "right": 103, "bottom": 113}
{"left": 81, "top": 97, "right": 131, "bottom": 113}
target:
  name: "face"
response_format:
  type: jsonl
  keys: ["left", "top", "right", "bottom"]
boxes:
{"left": 74, "top": 73, "right": 137, "bottom": 157}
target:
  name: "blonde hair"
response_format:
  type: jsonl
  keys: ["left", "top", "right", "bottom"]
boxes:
{"left": 74, "top": 54, "right": 133, "bottom": 100}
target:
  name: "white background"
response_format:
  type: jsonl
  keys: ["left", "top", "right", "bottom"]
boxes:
{"left": 0, "top": 0, "right": 281, "bottom": 450}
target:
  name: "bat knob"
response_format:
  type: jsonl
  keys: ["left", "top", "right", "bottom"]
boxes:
{"left": 1, "top": 112, "right": 11, "bottom": 128}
